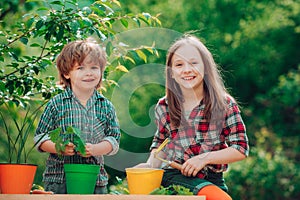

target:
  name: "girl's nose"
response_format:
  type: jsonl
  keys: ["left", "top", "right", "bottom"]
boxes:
{"left": 182, "top": 62, "right": 193, "bottom": 71}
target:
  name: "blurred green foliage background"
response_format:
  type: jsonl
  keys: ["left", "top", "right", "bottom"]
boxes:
{"left": 0, "top": 0, "right": 299, "bottom": 199}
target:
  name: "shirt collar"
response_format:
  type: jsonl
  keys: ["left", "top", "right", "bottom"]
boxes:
{"left": 62, "top": 87, "right": 105, "bottom": 100}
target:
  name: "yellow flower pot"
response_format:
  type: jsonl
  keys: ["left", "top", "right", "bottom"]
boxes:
{"left": 125, "top": 168, "right": 164, "bottom": 194}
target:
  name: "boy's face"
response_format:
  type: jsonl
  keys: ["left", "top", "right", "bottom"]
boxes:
{"left": 64, "top": 56, "right": 102, "bottom": 93}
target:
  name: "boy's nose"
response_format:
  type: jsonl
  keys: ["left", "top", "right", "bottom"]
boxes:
{"left": 85, "top": 69, "right": 93, "bottom": 75}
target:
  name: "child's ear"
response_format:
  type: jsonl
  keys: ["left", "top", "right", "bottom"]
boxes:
{"left": 64, "top": 74, "right": 70, "bottom": 79}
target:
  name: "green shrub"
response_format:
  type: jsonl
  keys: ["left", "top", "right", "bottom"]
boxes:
{"left": 226, "top": 147, "right": 300, "bottom": 200}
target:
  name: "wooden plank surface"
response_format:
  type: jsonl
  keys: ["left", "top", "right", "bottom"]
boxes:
{"left": 0, "top": 194, "right": 205, "bottom": 200}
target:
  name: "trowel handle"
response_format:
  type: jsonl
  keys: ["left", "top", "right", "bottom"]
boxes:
{"left": 169, "top": 161, "right": 182, "bottom": 170}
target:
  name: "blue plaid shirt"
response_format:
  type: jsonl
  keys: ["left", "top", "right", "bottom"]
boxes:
{"left": 34, "top": 87, "right": 120, "bottom": 186}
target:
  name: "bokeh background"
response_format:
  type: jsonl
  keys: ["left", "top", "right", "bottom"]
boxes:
{"left": 0, "top": 0, "right": 299, "bottom": 199}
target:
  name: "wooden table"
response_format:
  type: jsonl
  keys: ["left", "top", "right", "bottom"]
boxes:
{"left": 0, "top": 194, "right": 205, "bottom": 200}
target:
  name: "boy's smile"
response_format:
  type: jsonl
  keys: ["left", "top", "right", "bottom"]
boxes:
{"left": 64, "top": 58, "right": 102, "bottom": 95}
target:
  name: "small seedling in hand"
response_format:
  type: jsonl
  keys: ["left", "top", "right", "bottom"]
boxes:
{"left": 50, "top": 126, "right": 86, "bottom": 156}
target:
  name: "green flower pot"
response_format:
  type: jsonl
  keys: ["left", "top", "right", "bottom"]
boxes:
{"left": 64, "top": 164, "right": 100, "bottom": 194}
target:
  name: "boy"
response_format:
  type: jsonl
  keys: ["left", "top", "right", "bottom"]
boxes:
{"left": 34, "top": 38, "right": 120, "bottom": 194}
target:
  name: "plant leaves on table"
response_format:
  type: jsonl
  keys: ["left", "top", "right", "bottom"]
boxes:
{"left": 150, "top": 185, "right": 193, "bottom": 195}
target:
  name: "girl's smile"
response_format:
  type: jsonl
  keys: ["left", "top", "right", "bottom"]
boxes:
{"left": 182, "top": 75, "right": 196, "bottom": 81}
{"left": 171, "top": 44, "right": 205, "bottom": 92}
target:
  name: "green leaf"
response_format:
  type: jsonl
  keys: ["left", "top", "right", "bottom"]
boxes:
{"left": 49, "top": 127, "right": 62, "bottom": 143}
{"left": 35, "top": 20, "right": 44, "bottom": 30}
{"left": 112, "top": 0, "right": 121, "bottom": 7}
{"left": 30, "top": 43, "right": 41, "bottom": 47}
{"left": 25, "top": 17, "right": 35, "bottom": 29}
{"left": 106, "top": 79, "right": 119, "bottom": 87}
{"left": 138, "top": 13, "right": 150, "bottom": 25}
{"left": 82, "top": 17, "right": 93, "bottom": 26}
{"left": 106, "top": 41, "right": 114, "bottom": 57}
{"left": 50, "top": 1, "right": 64, "bottom": 6}
{"left": 94, "top": 29, "right": 107, "bottom": 40}
{"left": 32, "top": 66, "right": 39, "bottom": 75}
{"left": 70, "top": 20, "right": 79, "bottom": 32}
{"left": 36, "top": 7, "right": 49, "bottom": 11}
{"left": 66, "top": 0, "right": 77, "bottom": 6}
{"left": 50, "top": 127, "right": 65, "bottom": 156}
{"left": 123, "top": 56, "right": 135, "bottom": 64}
{"left": 16, "top": 85, "right": 24, "bottom": 95}
{"left": 19, "top": 37, "right": 28, "bottom": 45}
{"left": 120, "top": 18, "right": 128, "bottom": 28}
{"left": 116, "top": 64, "right": 129, "bottom": 73}
{"left": 133, "top": 18, "right": 140, "bottom": 27}
{"left": 41, "top": 92, "right": 51, "bottom": 99}
{"left": 66, "top": 126, "right": 86, "bottom": 155}
{"left": 0, "top": 81, "right": 5, "bottom": 91}
{"left": 8, "top": 52, "right": 19, "bottom": 61}
{"left": 136, "top": 49, "right": 147, "bottom": 63}
{"left": 6, "top": 84, "right": 15, "bottom": 95}
{"left": 57, "top": 25, "right": 64, "bottom": 42}
{"left": 142, "top": 12, "right": 151, "bottom": 20}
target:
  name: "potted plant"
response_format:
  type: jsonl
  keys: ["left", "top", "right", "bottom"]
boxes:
{"left": 49, "top": 126, "right": 100, "bottom": 194}
{"left": 0, "top": 101, "right": 48, "bottom": 194}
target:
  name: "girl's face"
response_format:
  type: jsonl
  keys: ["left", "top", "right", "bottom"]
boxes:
{"left": 171, "top": 44, "right": 205, "bottom": 92}
{"left": 64, "top": 56, "right": 101, "bottom": 94}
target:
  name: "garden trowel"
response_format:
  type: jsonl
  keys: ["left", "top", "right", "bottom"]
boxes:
{"left": 154, "top": 138, "right": 182, "bottom": 170}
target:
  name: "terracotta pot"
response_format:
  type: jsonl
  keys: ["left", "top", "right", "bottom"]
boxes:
{"left": 0, "top": 163, "right": 37, "bottom": 194}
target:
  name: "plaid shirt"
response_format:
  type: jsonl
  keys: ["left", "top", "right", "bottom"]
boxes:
{"left": 34, "top": 87, "right": 120, "bottom": 186}
{"left": 150, "top": 96, "right": 249, "bottom": 177}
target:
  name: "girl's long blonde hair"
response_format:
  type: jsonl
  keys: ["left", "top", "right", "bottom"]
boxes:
{"left": 166, "top": 35, "right": 232, "bottom": 128}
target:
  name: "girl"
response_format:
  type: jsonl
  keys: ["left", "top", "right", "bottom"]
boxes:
{"left": 136, "top": 35, "right": 249, "bottom": 200}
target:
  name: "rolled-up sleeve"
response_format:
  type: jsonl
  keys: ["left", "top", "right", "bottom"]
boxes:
{"left": 224, "top": 102, "right": 249, "bottom": 157}
{"left": 103, "top": 136, "right": 119, "bottom": 155}
{"left": 103, "top": 105, "right": 121, "bottom": 156}
{"left": 34, "top": 134, "right": 51, "bottom": 152}
{"left": 34, "top": 100, "right": 57, "bottom": 152}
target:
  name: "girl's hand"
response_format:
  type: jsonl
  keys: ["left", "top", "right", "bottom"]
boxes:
{"left": 134, "top": 163, "right": 152, "bottom": 168}
{"left": 181, "top": 154, "right": 208, "bottom": 177}
{"left": 133, "top": 163, "right": 152, "bottom": 168}
{"left": 61, "top": 142, "right": 76, "bottom": 156}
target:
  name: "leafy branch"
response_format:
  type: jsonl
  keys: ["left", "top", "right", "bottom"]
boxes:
{"left": 0, "top": 0, "right": 161, "bottom": 107}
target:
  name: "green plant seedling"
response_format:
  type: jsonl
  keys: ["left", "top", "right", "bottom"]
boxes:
{"left": 49, "top": 126, "right": 86, "bottom": 157}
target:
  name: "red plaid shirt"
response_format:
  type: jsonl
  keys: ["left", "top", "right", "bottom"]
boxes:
{"left": 150, "top": 96, "right": 249, "bottom": 177}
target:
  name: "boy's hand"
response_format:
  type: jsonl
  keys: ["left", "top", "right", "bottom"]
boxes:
{"left": 79, "top": 143, "right": 93, "bottom": 157}
{"left": 61, "top": 142, "right": 76, "bottom": 156}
